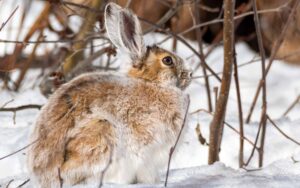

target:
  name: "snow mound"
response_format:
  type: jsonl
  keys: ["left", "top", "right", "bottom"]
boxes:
{"left": 1, "top": 158, "right": 300, "bottom": 188}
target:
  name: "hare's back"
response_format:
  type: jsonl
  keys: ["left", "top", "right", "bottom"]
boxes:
{"left": 58, "top": 72, "right": 185, "bottom": 107}
{"left": 38, "top": 72, "right": 186, "bottom": 129}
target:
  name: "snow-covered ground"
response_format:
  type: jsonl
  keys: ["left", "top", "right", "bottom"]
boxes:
{"left": 1, "top": 159, "right": 300, "bottom": 188}
{"left": 1, "top": 1, "right": 300, "bottom": 188}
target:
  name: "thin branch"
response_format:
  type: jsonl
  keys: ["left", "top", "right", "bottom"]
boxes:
{"left": 0, "top": 104, "right": 42, "bottom": 112}
{"left": 267, "top": 115, "right": 300, "bottom": 146}
{"left": 0, "top": 5, "right": 19, "bottom": 32}
{"left": 258, "top": 108, "right": 267, "bottom": 167}
{"left": 194, "top": 0, "right": 213, "bottom": 112}
{"left": 252, "top": 0, "right": 267, "bottom": 168}
{"left": 0, "top": 103, "right": 41, "bottom": 125}
{"left": 164, "top": 95, "right": 190, "bottom": 187}
{"left": 244, "top": 121, "right": 262, "bottom": 166}
{"left": 17, "top": 179, "right": 30, "bottom": 188}
{"left": 233, "top": 47, "right": 244, "bottom": 168}
{"left": 0, "top": 36, "right": 106, "bottom": 44}
{"left": 0, "top": 99, "right": 14, "bottom": 108}
{"left": 224, "top": 122, "right": 257, "bottom": 149}
{"left": 0, "top": 140, "right": 38, "bottom": 161}
{"left": 5, "top": 179, "right": 14, "bottom": 188}
{"left": 191, "top": 57, "right": 266, "bottom": 80}
{"left": 281, "top": 95, "right": 300, "bottom": 117}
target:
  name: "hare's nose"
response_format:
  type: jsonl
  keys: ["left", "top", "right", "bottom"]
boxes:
{"left": 186, "top": 70, "right": 193, "bottom": 78}
{"left": 180, "top": 70, "right": 193, "bottom": 78}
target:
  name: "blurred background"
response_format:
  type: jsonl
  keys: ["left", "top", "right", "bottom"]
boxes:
{"left": 0, "top": 0, "right": 300, "bottom": 187}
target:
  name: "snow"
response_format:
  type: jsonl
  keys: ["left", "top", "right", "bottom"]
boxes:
{"left": 1, "top": 1, "right": 300, "bottom": 188}
{"left": 1, "top": 160, "right": 300, "bottom": 188}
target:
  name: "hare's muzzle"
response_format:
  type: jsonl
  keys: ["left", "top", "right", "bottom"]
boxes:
{"left": 177, "top": 70, "right": 193, "bottom": 90}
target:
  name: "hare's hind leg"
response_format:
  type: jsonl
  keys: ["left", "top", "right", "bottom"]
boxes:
{"left": 61, "top": 119, "right": 115, "bottom": 186}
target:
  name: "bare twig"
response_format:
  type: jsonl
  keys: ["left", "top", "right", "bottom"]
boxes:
{"left": 0, "top": 5, "right": 19, "bottom": 32}
{"left": 213, "top": 87, "right": 218, "bottom": 109}
{"left": 194, "top": 0, "right": 213, "bottom": 112}
{"left": 0, "top": 35, "right": 106, "bottom": 44}
{"left": 245, "top": 121, "right": 262, "bottom": 166}
{"left": 164, "top": 95, "right": 190, "bottom": 187}
{"left": 191, "top": 57, "right": 261, "bottom": 79}
{"left": 17, "top": 179, "right": 30, "bottom": 188}
{"left": 233, "top": 47, "right": 244, "bottom": 168}
{"left": 281, "top": 95, "right": 300, "bottom": 117}
{"left": 258, "top": 108, "right": 267, "bottom": 167}
{"left": 224, "top": 122, "right": 257, "bottom": 149}
{"left": 5, "top": 179, "right": 14, "bottom": 188}
{"left": 267, "top": 115, "right": 300, "bottom": 146}
{"left": 0, "top": 104, "right": 41, "bottom": 124}
{"left": 252, "top": 0, "right": 267, "bottom": 168}
{"left": 0, "top": 99, "right": 14, "bottom": 108}
{"left": 0, "top": 140, "right": 38, "bottom": 161}
{"left": 0, "top": 104, "right": 42, "bottom": 112}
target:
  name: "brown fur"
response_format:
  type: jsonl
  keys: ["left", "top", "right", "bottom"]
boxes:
{"left": 128, "top": 46, "right": 180, "bottom": 83}
{"left": 61, "top": 119, "right": 115, "bottom": 184}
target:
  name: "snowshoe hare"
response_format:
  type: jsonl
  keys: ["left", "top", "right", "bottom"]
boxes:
{"left": 27, "top": 2, "right": 191, "bottom": 187}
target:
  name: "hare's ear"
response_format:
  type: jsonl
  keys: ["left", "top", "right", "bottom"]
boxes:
{"left": 105, "top": 3, "right": 146, "bottom": 63}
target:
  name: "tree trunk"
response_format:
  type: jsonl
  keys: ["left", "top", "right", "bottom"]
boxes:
{"left": 208, "top": 0, "right": 235, "bottom": 164}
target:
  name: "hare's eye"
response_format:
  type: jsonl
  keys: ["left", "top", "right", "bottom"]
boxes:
{"left": 162, "top": 56, "right": 173, "bottom": 66}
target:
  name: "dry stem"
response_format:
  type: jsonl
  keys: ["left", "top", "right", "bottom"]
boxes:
{"left": 164, "top": 95, "right": 190, "bottom": 187}
{"left": 208, "top": 0, "right": 235, "bottom": 164}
